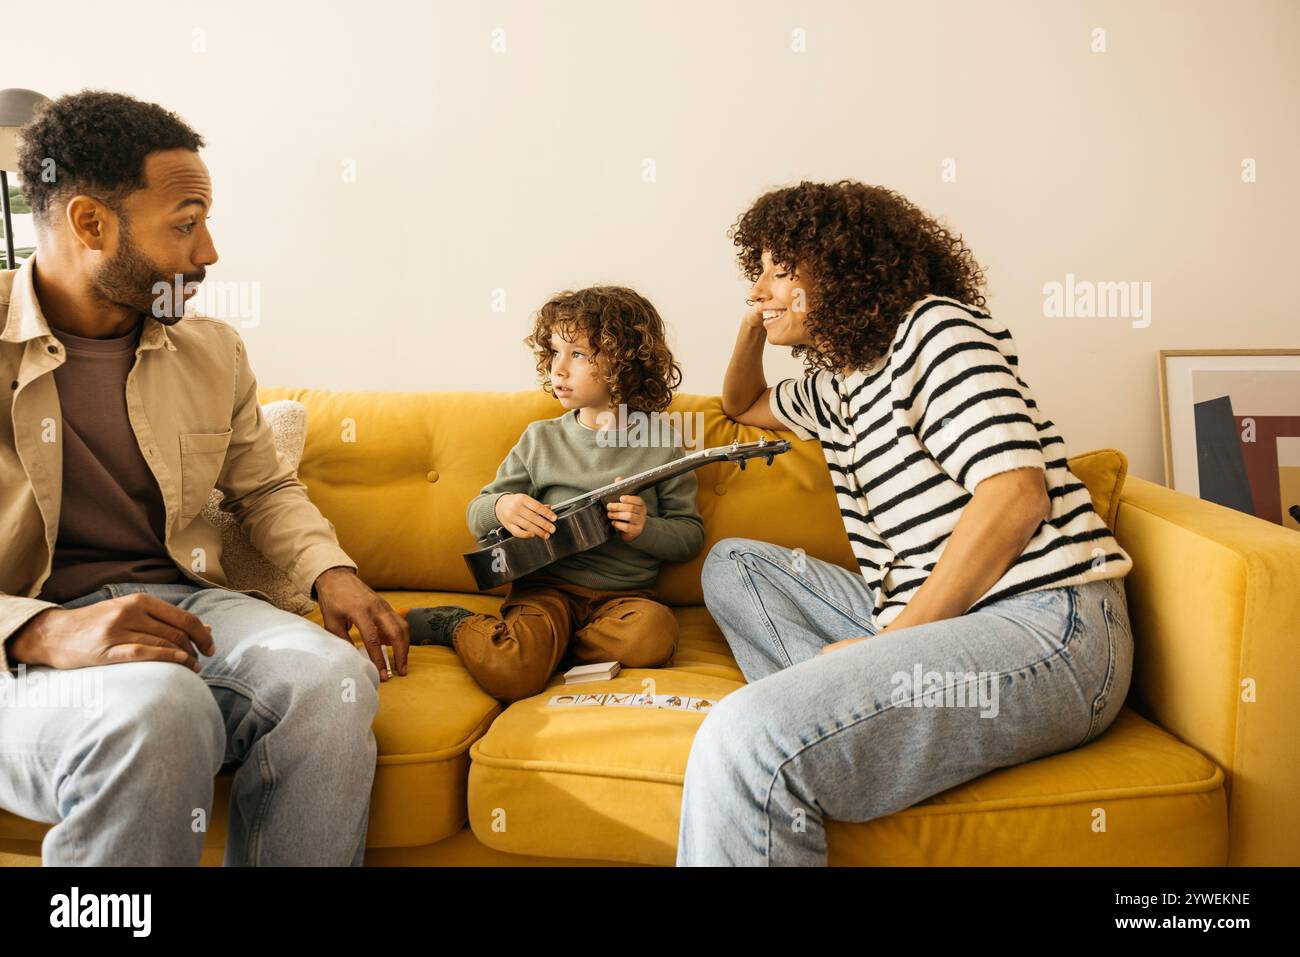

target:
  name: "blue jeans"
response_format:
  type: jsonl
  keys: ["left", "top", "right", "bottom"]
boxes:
{"left": 0, "top": 581, "right": 380, "bottom": 865}
{"left": 677, "top": 538, "right": 1134, "bottom": 866}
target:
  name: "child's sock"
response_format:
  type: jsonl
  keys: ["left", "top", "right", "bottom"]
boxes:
{"left": 401, "top": 606, "right": 475, "bottom": 648}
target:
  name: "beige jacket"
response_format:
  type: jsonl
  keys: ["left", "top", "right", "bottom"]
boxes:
{"left": 0, "top": 256, "right": 355, "bottom": 673}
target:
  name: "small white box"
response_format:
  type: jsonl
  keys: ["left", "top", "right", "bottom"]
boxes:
{"left": 562, "top": 661, "right": 621, "bottom": 684}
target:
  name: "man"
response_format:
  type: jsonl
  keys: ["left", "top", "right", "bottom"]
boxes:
{"left": 0, "top": 90, "right": 410, "bottom": 866}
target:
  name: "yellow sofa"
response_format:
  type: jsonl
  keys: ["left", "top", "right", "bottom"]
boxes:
{"left": 3, "top": 388, "right": 1297, "bottom": 866}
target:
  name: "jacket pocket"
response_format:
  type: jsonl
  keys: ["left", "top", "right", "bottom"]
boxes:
{"left": 179, "top": 428, "right": 233, "bottom": 523}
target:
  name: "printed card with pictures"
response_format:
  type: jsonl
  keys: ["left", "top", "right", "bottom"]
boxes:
{"left": 655, "top": 694, "right": 690, "bottom": 710}
{"left": 546, "top": 691, "right": 721, "bottom": 711}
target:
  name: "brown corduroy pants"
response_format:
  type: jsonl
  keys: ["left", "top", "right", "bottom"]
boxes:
{"left": 452, "top": 575, "right": 678, "bottom": 703}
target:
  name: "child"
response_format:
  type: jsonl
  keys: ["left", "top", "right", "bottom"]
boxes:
{"left": 403, "top": 286, "right": 705, "bottom": 703}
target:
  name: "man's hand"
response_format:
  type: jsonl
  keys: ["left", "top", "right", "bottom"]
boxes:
{"left": 607, "top": 476, "right": 647, "bottom": 542}
{"left": 8, "top": 594, "right": 216, "bottom": 671}
{"left": 495, "top": 493, "right": 557, "bottom": 539}
{"left": 314, "top": 567, "right": 409, "bottom": 681}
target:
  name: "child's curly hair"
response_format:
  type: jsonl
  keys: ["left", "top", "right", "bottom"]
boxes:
{"left": 525, "top": 286, "right": 682, "bottom": 414}
{"left": 731, "top": 180, "right": 989, "bottom": 373}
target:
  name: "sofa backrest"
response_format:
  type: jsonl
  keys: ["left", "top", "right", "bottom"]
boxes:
{"left": 258, "top": 388, "right": 1126, "bottom": 605}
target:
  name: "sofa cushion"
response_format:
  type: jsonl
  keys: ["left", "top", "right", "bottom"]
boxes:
{"left": 254, "top": 388, "right": 858, "bottom": 606}
{"left": 468, "top": 657, "right": 1227, "bottom": 865}
{"left": 304, "top": 590, "right": 504, "bottom": 848}
{"left": 1066, "top": 447, "right": 1128, "bottom": 529}
{"left": 825, "top": 708, "right": 1226, "bottom": 865}
{"left": 467, "top": 668, "right": 742, "bottom": 863}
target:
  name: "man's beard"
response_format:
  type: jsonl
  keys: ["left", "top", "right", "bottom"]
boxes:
{"left": 90, "top": 219, "right": 205, "bottom": 326}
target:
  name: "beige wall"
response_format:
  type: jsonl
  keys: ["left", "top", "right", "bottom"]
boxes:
{"left": 5, "top": 0, "right": 1297, "bottom": 482}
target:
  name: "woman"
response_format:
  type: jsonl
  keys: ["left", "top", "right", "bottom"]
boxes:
{"left": 676, "top": 180, "right": 1134, "bottom": 866}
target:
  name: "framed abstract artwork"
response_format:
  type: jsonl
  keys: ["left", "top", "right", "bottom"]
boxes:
{"left": 1159, "top": 349, "right": 1300, "bottom": 531}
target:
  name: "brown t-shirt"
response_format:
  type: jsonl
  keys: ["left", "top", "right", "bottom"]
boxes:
{"left": 36, "top": 320, "right": 185, "bottom": 604}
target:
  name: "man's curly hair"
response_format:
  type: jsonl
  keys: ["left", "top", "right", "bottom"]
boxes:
{"left": 17, "top": 89, "right": 205, "bottom": 227}
{"left": 731, "top": 180, "right": 989, "bottom": 373}
{"left": 525, "top": 286, "right": 682, "bottom": 414}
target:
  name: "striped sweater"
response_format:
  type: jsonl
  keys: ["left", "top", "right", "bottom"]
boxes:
{"left": 770, "top": 295, "right": 1131, "bottom": 629}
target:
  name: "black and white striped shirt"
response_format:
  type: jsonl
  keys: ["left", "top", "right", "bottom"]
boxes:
{"left": 770, "top": 295, "right": 1131, "bottom": 628}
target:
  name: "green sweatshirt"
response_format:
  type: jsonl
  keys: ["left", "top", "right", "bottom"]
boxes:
{"left": 466, "top": 409, "right": 705, "bottom": 590}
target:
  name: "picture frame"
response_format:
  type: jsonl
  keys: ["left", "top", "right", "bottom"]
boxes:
{"left": 1159, "top": 349, "right": 1300, "bottom": 530}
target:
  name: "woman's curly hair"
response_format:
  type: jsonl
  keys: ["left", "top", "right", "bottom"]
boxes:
{"left": 525, "top": 286, "right": 682, "bottom": 414}
{"left": 731, "top": 180, "right": 989, "bottom": 373}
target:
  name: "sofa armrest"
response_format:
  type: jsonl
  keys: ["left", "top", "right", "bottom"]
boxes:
{"left": 1114, "top": 476, "right": 1300, "bottom": 865}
